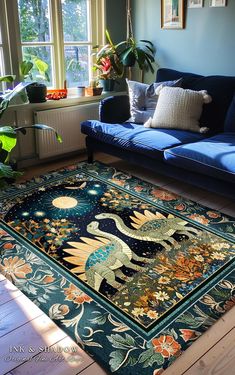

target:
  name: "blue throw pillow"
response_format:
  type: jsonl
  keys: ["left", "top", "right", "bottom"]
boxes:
{"left": 224, "top": 94, "right": 235, "bottom": 132}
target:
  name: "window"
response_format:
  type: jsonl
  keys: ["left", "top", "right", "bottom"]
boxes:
{"left": 62, "top": 0, "right": 90, "bottom": 87}
{"left": 1, "top": 0, "right": 104, "bottom": 89}
{"left": 18, "top": 0, "right": 54, "bottom": 86}
{"left": 0, "top": 0, "right": 10, "bottom": 91}
{"left": 0, "top": 27, "right": 4, "bottom": 78}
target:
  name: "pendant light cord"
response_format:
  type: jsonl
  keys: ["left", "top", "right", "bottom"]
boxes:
{"left": 126, "top": 0, "right": 133, "bottom": 41}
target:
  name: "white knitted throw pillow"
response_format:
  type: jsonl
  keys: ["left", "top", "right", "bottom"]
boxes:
{"left": 144, "top": 86, "right": 212, "bottom": 133}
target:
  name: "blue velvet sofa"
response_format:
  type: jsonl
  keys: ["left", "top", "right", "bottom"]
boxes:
{"left": 81, "top": 68, "right": 235, "bottom": 200}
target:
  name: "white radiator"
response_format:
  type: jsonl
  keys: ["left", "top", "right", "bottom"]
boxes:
{"left": 34, "top": 103, "right": 99, "bottom": 159}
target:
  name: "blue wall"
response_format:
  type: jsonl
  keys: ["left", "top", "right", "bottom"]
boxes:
{"left": 106, "top": 0, "right": 126, "bottom": 43}
{"left": 132, "top": 0, "right": 235, "bottom": 81}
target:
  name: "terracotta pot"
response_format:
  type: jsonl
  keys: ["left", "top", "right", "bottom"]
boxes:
{"left": 85, "top": 87, "right": 103, "bottom": 96}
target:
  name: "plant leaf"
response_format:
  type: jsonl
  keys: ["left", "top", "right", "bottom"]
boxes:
{"left": 20, "top": 61, "right": 33, "bottom": 76}
{"left": 109, "top": 55, "right": 123, "bottom": 77}
{"left": 138, "top": 348, "right": 164, "bottom": 367}
{"left": 109, "top": 350, "right": 127, "bottom": 372}
{"left": 107, "top": 333, "right": 136, "bottom": 350}
{"left": 2, "top": 82, "right": 34, "bottom": 102}
{"left": 135, "top": 48, "right": 146, "bottom": 69}
{"left": 45, "top": 72, "right": 50, "bottom": 82}
{"left": 0, "top": 75, "right": 16, "bottom": 83}
{"left": 0, "top": 126, "right": 17, "bottom": 152}
{"left": 140, "top": 39, "right": 154, "bottom": 46}
{"left": 33, "top": 58, "right": 48, "bottom": 74}
{"left": 144, "top": 51, "right": 155, "bottom": 62}
{"left": 115, "top": 41, "right": 127, "bottom": 49}
{"left": 105, "top": 29, "right": 114, "bottom": 47}
{"left": 89, "top": 313, "right": 107, "bottom": 325}
{"left": 0, "top": 162, "right": 22, "bottom": 179}
{"left": 0, "top": 99, "right": 10, "bottom": 118}
{"left": 120, "top": 47, "right": 133, "bottom": 61}
{"left": 145, "top": 54, "right": 155, "bottom": 74}
{"left": 15, "top": 124, "right": 62, "bottom": 144}
{"left": 145, "top": 45, "right": 155, "bottom": 54}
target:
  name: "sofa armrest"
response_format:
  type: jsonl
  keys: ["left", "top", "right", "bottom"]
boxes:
{"left": 99, "top": 95, "right": 130, "bottom": 123}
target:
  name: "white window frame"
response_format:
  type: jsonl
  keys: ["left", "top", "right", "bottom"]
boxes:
{"left": 0, "top": 0, "right": 13, "bottom": 84}
{"left": 1, "top": 0, "right": 105, "bottom": 89}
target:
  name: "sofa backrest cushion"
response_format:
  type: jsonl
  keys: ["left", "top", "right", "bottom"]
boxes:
{"left": 157, "top": 68, "right": 202, "bottom": 82}
{"left": 144, "top": 86, "right": 211, "bottom": 133}
{"left": 156, "top": 68, "right": 235, "bottom": 133}
{"left": 99, "top": 95, "right": 130, "bottom": 123}
{"left": 224, "top": 94, "right": 235, "bottom": 132}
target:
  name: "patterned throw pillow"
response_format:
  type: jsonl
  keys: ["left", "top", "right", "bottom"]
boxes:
{"left": 126, "top": 78, "right": 182, "bottom": 124}
{"left": 144, "top": 86, "right": 212, "bottom": 133}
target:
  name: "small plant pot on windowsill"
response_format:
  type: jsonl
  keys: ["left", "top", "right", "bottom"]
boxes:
{"left": 26, "top": 83, "right": 47, "bottom": 103}
{"left": 85, "top": 87, "right": 103, "bottom": 96}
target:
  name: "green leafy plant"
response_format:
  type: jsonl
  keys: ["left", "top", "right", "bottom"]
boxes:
{"left": 19, "top": 60, "right": 34, "bottom": 80}
{"left": 0, "top": 81, "right": 62, "bottom": 187}
{"left": 92, "top": 30, "right": 124, "bottom": 80}
{"left": 120, "top": 38, "right": 155, "bottom": 73}
{"left": 19, "top": 57, "right": 50, "bottom": 103}
{"left": 20, "top": 56, "right": 50, "bottom": 82}
{"left": 0, "top": 75, "right": 15, "bottom": 84}
{"left": 92, "top": 30, "right": 155, "bottom": 82}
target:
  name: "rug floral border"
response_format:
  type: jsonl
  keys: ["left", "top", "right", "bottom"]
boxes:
{"left": 0, "top": 161, "right": 235, "bottom": 375}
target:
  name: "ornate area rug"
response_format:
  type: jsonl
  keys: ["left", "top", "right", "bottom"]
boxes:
{"left": 1, "top": 161, "right": 235, "bottom": 374}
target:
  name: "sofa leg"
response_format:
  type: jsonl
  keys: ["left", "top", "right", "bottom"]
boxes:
{"left": 87, "top": 148, "right": 94, "bottom": 163}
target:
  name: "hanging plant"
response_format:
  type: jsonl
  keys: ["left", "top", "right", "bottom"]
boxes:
{"left": 120, "top": 38, "right": 155, "bottom": 72}
{"left": 118, "top": 0, "right": 155, "bottom": 74}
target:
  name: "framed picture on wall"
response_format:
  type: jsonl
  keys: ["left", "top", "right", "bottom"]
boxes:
{"left": 209, "top": 0, "right": 226, "bottom": 6}
{"left": 161, "top": 0, "right": 184, "bottom": 29}
{"left": 188, "top": 0, "right": 204, "bottom": 8}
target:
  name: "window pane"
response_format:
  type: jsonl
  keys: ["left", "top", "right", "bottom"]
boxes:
{"left": 18, "top": 0, "right": 51, "bottom": 42}
{"left": 22, "top": 46, "right": 53, "bottom": 86}
{"left": 0, "top": 48, "right": 5, "bottom": 91}
{"left": 0, "top": 48, "right": 4, "bottom": 75}
{"left": 62, "top": 0, "right": 89, "bottom": 42}
{"left": 65, "top": 45, "right": 89, "bottom": 87}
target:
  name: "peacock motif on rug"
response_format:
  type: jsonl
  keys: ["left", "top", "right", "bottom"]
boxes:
{"left": 63, "top": 220, "right": 152, "bottom": 291}
{"left": 95, "top": 210, "right": 200, "bottom": 250}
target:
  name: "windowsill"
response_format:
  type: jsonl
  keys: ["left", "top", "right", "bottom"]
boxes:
{"left": 9, "top": 90, "right": 127, "bottom": 111}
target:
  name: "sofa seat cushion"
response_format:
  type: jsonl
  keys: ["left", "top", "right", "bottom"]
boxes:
{"left": 81, "top": 120, "right": 205, "bottom": 160}
{"left": 164, "top": 133, "right": 235, "bottom": 183}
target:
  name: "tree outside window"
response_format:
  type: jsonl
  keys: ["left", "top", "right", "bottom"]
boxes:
{"left": 16, "top": 0, "right": 97, "bottom": 88}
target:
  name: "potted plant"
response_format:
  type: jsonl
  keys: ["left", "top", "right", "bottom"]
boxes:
{"left": 0, "top": 80, "right": 62, "bottom": 187}
{"left": 119, "top": 38, "right": 155, "bottom": 73}
{"left": 22, "top": 57, "right": 50, "bottom": 103}
{"left": 92, "top": 30, "right": 124, "bottom": 91}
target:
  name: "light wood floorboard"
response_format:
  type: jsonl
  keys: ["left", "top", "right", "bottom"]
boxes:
{"left": 0, "top": 278, "right": 21, "bottom": 305}
{"left": 184, "top": 327, "right": 235, "bottom": 375}
{"left": 1, "top": 152, "right": 235, "bottom": 375}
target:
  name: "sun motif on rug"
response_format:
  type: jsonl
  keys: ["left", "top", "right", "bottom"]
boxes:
{"left": 63, "top": 220, "right": 151, "bottom": 291}
{"left": 95, "top": 210, "right": 200, "bottom": 250}
{"left": 52, "top": 196, "right": 78, "bottom": 209}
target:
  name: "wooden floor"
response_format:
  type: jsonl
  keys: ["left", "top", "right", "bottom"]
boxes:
{"left": 1, "top": 152, "right": 235, "bottom": 375}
